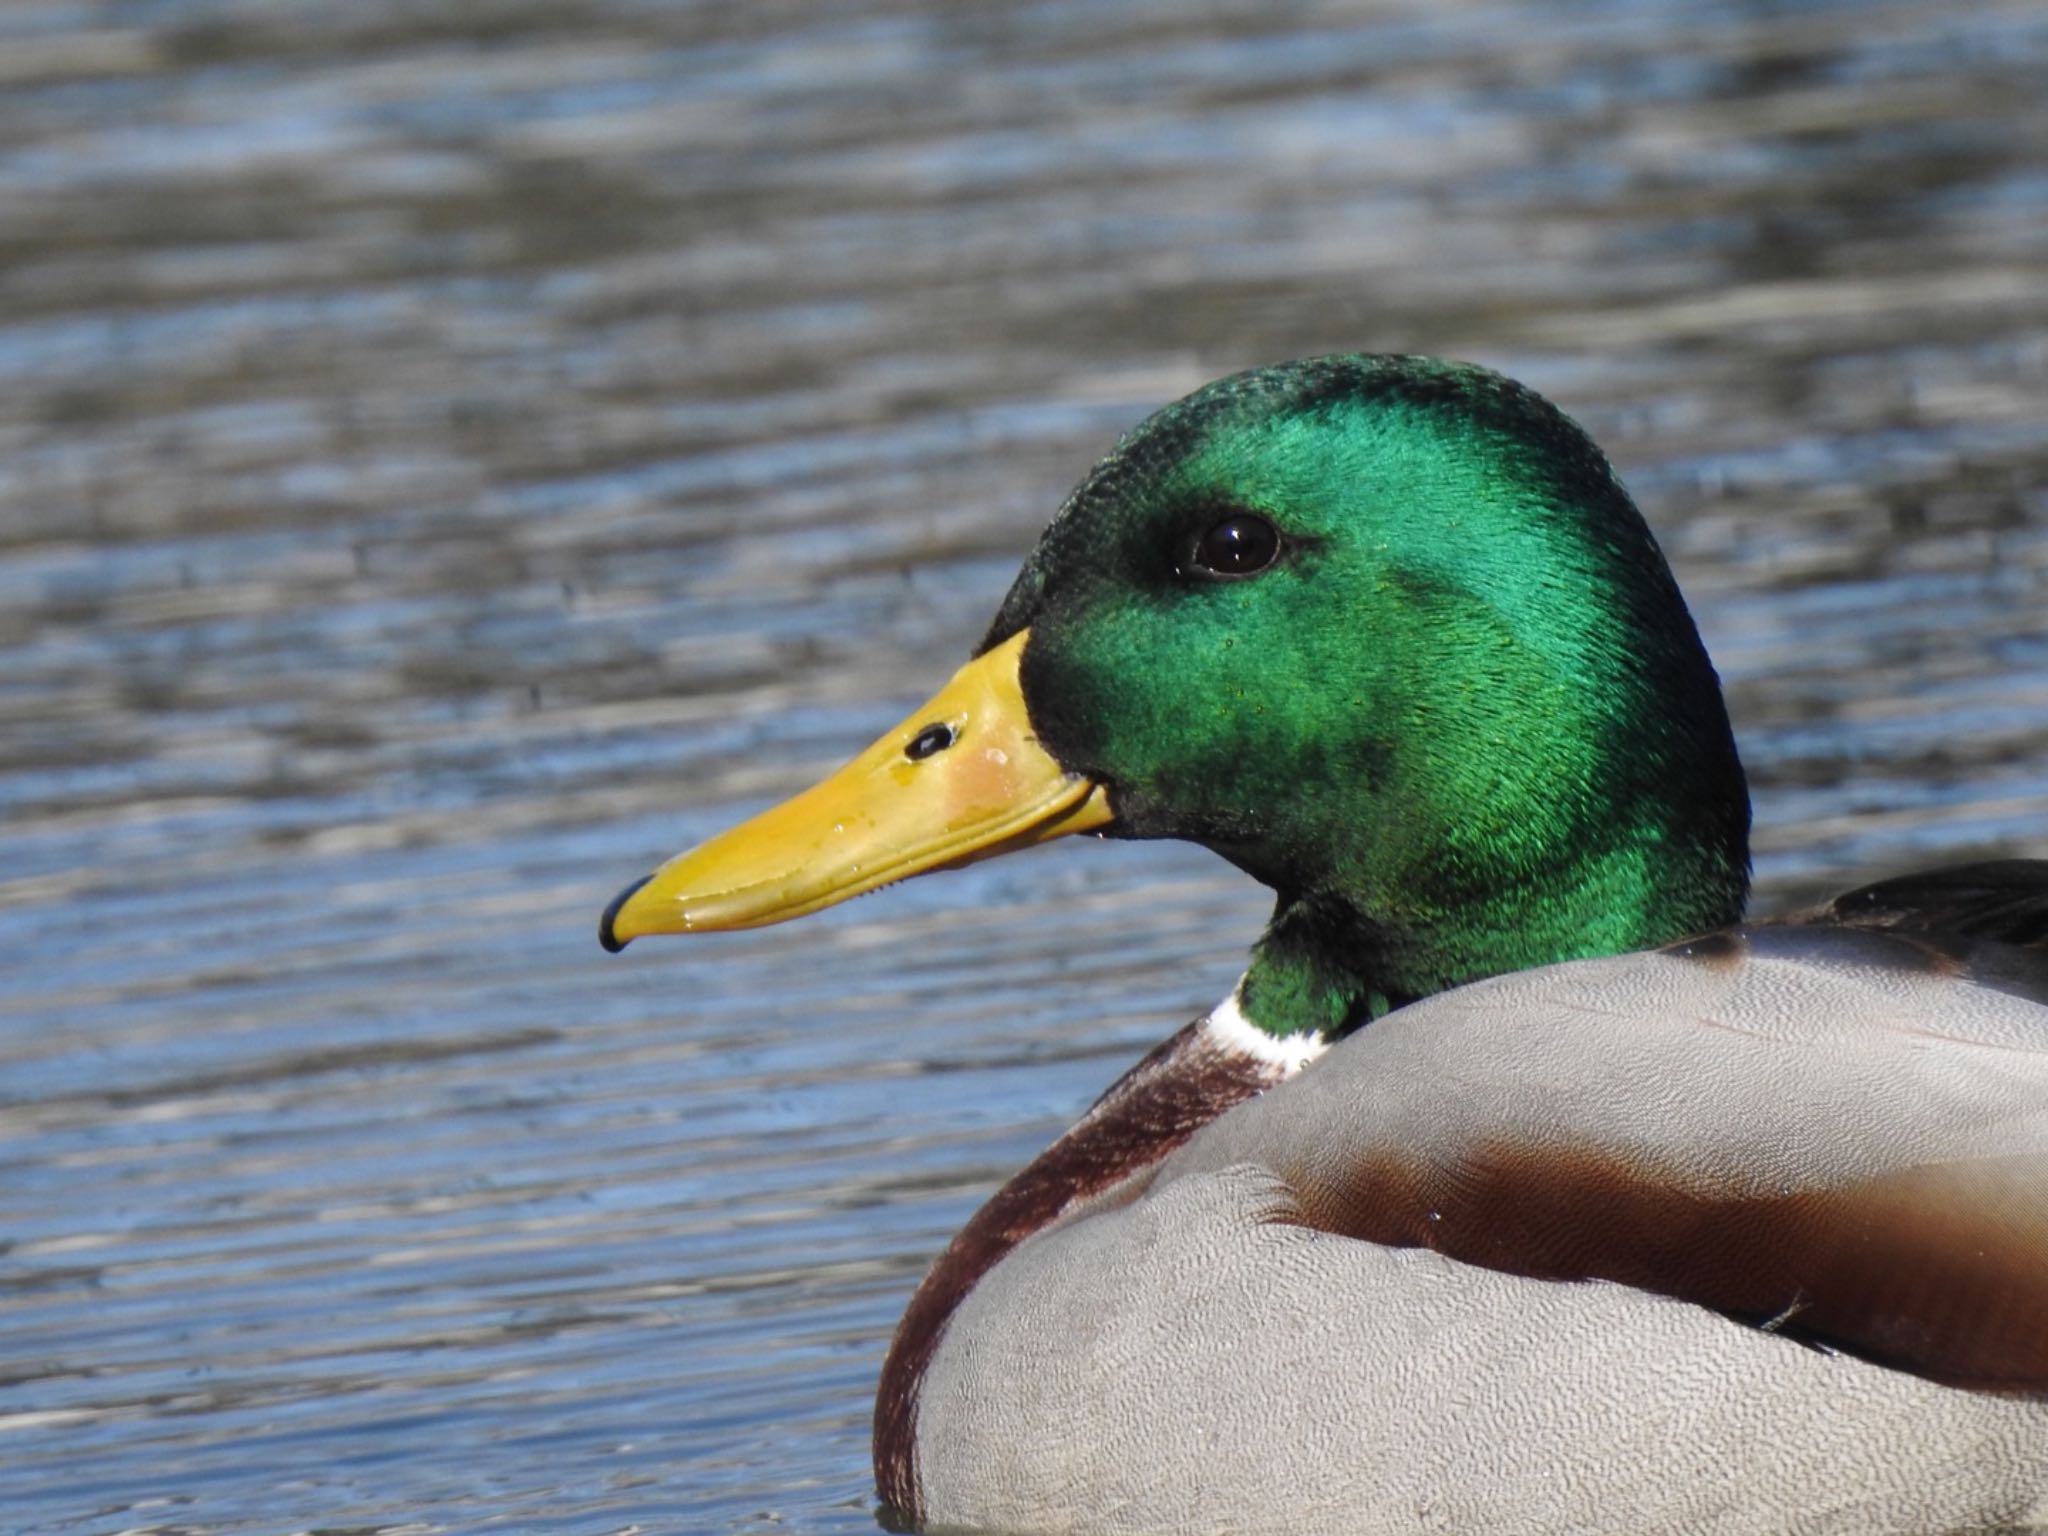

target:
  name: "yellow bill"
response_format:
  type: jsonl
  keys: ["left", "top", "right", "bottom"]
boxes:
{"left": 600, "top": 629, "right": 1114, "bottom": 950}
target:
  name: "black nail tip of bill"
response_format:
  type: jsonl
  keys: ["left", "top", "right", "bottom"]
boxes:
{"left": 599, "top": 875, "right": 653, "bottom": 954}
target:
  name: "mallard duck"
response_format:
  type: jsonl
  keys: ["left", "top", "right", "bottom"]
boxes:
{"left": 600, "top": 356, "right": 2048, "bottom": 1535}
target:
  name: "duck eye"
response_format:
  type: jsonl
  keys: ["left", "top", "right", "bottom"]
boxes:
{"left": 905, "top": 722, "right": 956, "bottom": 761}
{"left": 1187, "top": 513, "right": 1280, "bottom": 578}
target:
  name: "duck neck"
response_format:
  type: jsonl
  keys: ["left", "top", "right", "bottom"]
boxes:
{"left": 1239, "top": 820, "right": 1751, "bottom": 1040}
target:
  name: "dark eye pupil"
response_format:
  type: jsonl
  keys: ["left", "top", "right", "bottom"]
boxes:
{"left": 1194, "top": 514, "right": 1279, "bottom": 576}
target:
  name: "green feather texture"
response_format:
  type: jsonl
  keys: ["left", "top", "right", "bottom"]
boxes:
{"left": 981, "top": 356, "right": 1751, "bottom": 1039}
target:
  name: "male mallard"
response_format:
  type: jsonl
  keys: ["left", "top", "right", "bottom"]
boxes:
{"left": 601, "top": 357, "right": 2048, "bottom": 1535}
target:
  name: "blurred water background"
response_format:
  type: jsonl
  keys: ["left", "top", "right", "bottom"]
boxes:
{"left": 1, "top": 1, "right": 2044, "bottom": 1531}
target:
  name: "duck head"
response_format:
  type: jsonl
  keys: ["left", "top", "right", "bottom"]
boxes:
{"left": 602, "top": 356, "right": 1750, "bottom": 1041}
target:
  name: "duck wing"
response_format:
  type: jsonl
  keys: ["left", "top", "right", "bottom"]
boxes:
{"left": 1171, "top": 920, "right": 2048, "bottom": 1392}
{"left": 1805, "top": 856, "right": 2048, "bottom": 960}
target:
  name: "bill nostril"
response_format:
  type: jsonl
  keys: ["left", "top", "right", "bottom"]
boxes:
{"left": 905, "top": 723, "right": 956, "bottom": 761}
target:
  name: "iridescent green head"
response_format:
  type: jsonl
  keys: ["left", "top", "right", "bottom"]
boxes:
{"left": 603, "top": 355, "right": 1749, "bottom": 1043}
{"left": 982, "top": 355, "right": 1749, "bottom": 1035}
